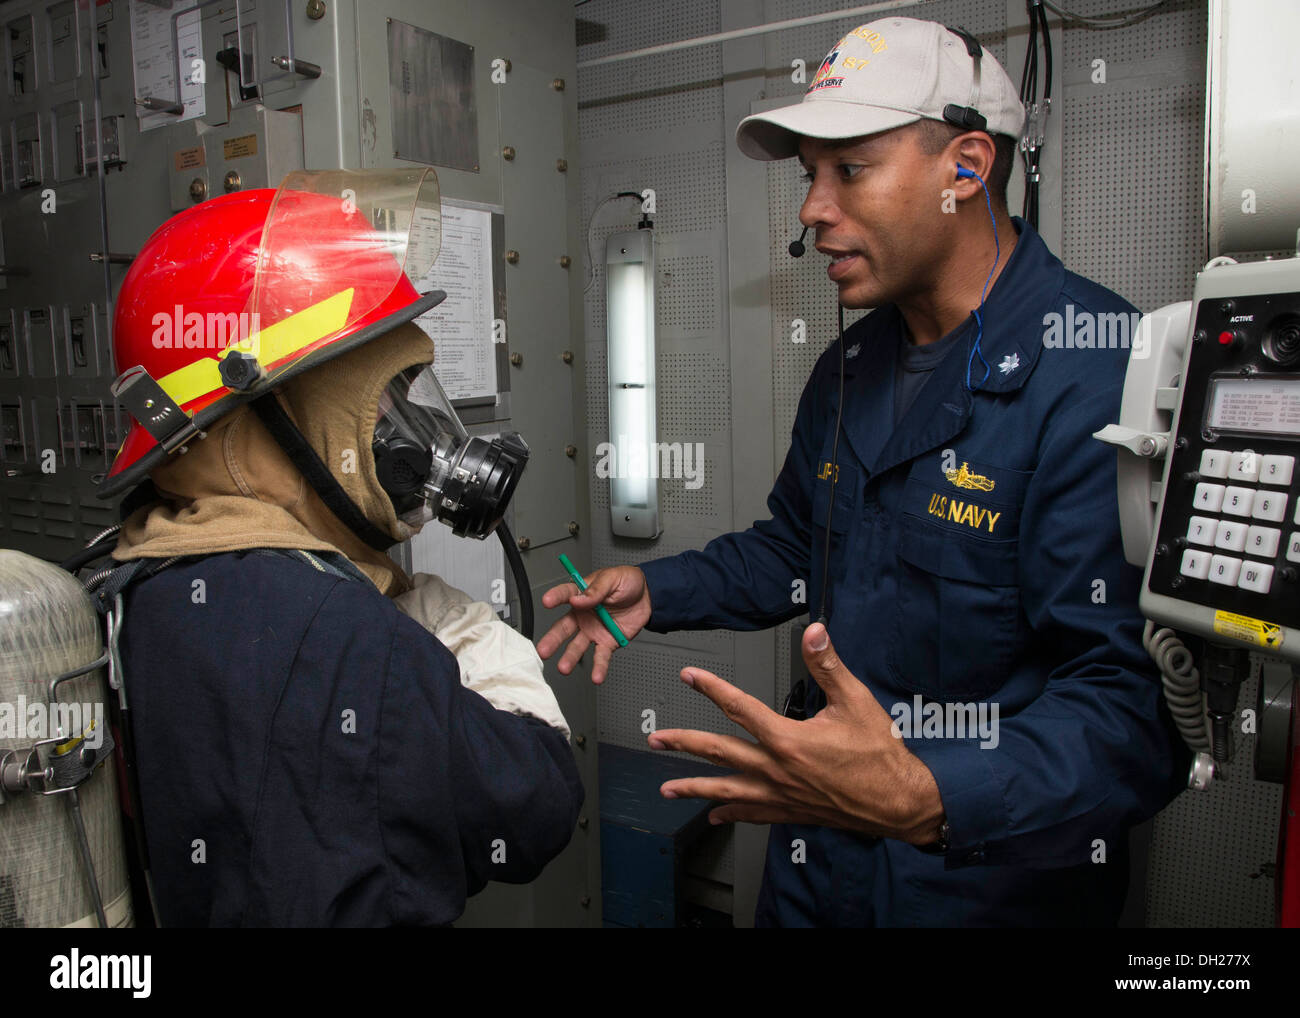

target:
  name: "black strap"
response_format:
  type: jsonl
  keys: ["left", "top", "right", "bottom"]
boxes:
{"left": 89, "top": 550, "right": 368, "bottom": 615}
{"left": 250, "top": 394, "right": 394, "bottom": 552}
{"left": 90, "top": 559, "right": 154, "bottom": 616}
{"left": 945, "top": 24, "right": 982, "bottom": 58}
{"left": 943, "top": 25, "right": 988, "bottom": 132}
{"left": 943, "top": 103, "right": 987, "bottom": 131}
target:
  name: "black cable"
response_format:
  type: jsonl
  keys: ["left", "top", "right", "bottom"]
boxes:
{"left": 1025, "top": 4, "right": 1038, "bottom": 101}
{"left": 1038, "top": 0, "right": 1053, "bottom": 102}
{"left": 1019, "top": 5, "right": 1036, "bottom": 98}
{"left": 1034, "top": 0, "right": 1051, "bottom": 232}
{"left": 816, "top": 304, "right": 846, "bottom": 627}
{"left": 496, "top": 519, "right": 534, "bottom": 640}
{"left": 60, "top": 536, "right": 118, "bottom": 574}
{"left": 1020, "top": 0, "right": 1052, "bottom": 229}
{"left": 1020, "top": 1, "right": 1036, "bottom": 224}
{"left": 583, "top": 190, "right": 649, "bottom": 294}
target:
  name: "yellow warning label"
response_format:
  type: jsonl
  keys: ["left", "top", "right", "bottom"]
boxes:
{"left": 173, "top": 146, "right": 205, "bottom": 171}
{"left": 1212, "top": 610, "right": 1284, "bottom": 649}
{"left": 223, "top": 134, "right": 258, "bottom": 160}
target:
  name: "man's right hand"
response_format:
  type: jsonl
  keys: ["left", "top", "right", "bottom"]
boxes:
{"left": 537, "top": 566, "right": 652, "bottom": 683}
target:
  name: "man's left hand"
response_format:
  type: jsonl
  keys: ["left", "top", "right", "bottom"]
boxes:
{"left": 650, "top": 623, "right": 945, "bottom": 845}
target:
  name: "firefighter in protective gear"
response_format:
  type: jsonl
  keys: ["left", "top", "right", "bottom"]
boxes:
{"left": 99, "top": 173, "right": 582, "bottom": 926}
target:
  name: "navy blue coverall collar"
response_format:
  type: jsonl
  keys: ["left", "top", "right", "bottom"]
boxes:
{"left": 831, "top": 218, "right": 1064, "bottom": 481}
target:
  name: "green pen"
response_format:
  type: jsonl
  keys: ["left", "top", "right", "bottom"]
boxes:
{"left": 558, "top": 554, "right": 630, "bottom": 648}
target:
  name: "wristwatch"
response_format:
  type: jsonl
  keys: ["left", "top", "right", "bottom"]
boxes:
{"left": 916, "top": 819, "right": 950, "bottom": 855}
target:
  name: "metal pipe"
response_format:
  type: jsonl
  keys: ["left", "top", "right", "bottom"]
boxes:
{"left": 576, "top": 0, "right": 938, "bottom": 69}
{"left": 134, "top": 96, "right": 184, "bottom": 115}
{"left": 271, "top": 55, "right": 322, "bottom": 79}
{"left": 68, "top": 790, "right": 109, "bottom": 928}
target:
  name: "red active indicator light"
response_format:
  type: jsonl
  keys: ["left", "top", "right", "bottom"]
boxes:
{"left": 1218, "top": 331, "right": 1235, "bottom": 345}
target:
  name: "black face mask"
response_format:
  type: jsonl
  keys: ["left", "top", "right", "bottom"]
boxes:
{"left": 371, "top": 365, "right": 529, "bottom": 540}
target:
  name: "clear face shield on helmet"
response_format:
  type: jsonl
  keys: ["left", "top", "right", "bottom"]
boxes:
{"left": 373, "top": 364, "right": 529, "bottom": 539}
{"left": 246, "top": 169, "right": 527, "bottom": 542}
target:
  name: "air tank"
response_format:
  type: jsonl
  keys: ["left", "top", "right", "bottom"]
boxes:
{"left": 0, "top": 550, "right": 132, "bottom": 927}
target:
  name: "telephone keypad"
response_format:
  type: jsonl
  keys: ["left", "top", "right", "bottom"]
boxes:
{"left": 1167, "top": 446, "right": 1297, "bottom": 604}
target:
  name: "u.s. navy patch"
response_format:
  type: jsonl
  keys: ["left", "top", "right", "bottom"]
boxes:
{"left": 903, "top": 454, "right": 1031, "bottom": 541}
{"left": 926, "top": 492, "right": 1002, "bottom": 534}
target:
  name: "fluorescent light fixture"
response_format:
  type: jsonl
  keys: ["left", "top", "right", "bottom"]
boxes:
{"left": 605, "top": 229, "right": 660, "bottom": 538}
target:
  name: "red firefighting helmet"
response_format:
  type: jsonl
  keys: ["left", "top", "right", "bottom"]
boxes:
{"left": 99, "top": 169, "right": 444, "bottom": 499}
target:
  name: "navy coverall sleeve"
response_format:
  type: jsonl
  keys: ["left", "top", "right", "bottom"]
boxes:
{"left": 379, "top": 611, "right": 584, "bottom": 918}
{"left": 640, "top": 361, "right": 825, "bottom": 631}
{"left": 908, "top": 391, "right": 1187, "bottom": 867}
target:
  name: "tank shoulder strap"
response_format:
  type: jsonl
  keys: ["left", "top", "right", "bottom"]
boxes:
{"left": 87, "top": 547, "right": 369, "bottom": 615}
{"left": 88, "top": 557, "right": 184, "bottom": 617}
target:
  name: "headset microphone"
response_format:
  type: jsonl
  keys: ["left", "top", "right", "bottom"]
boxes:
{"left": 788, "top": 226, "right": 809, "bottom": 258}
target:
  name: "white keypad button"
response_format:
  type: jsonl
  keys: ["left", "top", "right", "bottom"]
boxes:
{"left": 1238, "top": 562, "right": 1275, "bottom": 594}
{"left": 1246, "top": 525, "right": 1281, "bottom": 558}
{"left": 1186, "top": 516, "right": 1217, "bottom": 546}
{"left": 1194, "top": 483, "right": 1226, "bottom": 512}
{"left": 1222, "top": 486, "right": 1256, "bottom": 517}
{"left": 1228, "top": 450, "right": 1261, "bottom": 482}
{"left": 1214, "top": 521, "right": 1248, "bottom": 552}
{"left": 1209, "top": 555, "right": 1243, "bottom": 585}
{"left": 1252, "top": 491, "right": 1288, "bottom": 523}
{"left": 1180, "top": 549, "right": 1211, "bottom": 579}
{"left": 1295, "top": 500, "right": 1300, "bottom": 526}
{"left": 1199, "top": 449, "right": 1229, "bottom": 479}
{"left": 1288, "top": 533, "right": 1300, "bottom": 564}
{"left": 1261, "top": 455, "right": 1295, "bottom": 486}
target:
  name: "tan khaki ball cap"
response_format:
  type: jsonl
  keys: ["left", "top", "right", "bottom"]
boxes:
{"left": 736, "top": 17, "right": 1026, "bottom": 160}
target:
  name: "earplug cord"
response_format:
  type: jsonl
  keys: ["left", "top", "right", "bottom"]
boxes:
{"left": 964, "top": 169, "right": 1000, "bottom": 393}
{"left": 815, "top": 166, "right": 999, "bottom": 621}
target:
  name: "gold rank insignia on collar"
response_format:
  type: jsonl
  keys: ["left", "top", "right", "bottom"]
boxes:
{"left": 945, "top": 462, "right": 995, "bottom": 492}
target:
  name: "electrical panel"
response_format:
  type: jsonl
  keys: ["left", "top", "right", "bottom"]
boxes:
{"left": 0, "top": 0, "right": 584, "bottom": 564}
{"left": 0, "top": 0, "right": 594, "bottom": 928}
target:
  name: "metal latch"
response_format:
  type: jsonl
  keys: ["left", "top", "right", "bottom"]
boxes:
{"left": 1093, "top": 423, "right": 1169, "bottom": 459}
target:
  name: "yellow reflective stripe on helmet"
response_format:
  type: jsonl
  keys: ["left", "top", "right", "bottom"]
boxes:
{"left": 229, "top": 287, "right": 356, "bottom": 364}
{"left": 155, "top": 288, "right": 356, "bottom": 407}
{"left": 153, "top": 357, "right": 224, "bottom": 410}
